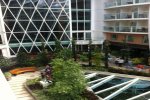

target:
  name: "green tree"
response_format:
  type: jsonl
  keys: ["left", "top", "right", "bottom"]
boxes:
{"left": 0, "top": 56, "right": 12, "bottom": 67}
{"left": 72, "top": 39, "right": 77, "bottom": 61}
{"left": 55, "top": 40, "right": 62, "bottom": 53}
{"left": 16, "top": 51, "right": 29, "bottom": 67}
{"left": 55, "top": 48, "right": 72, "bottom": 60}
{"left": 103, "top": 40, "right": 110, "bottom": 68}
{"left": 36, "top": 51, "right": 49, "bottom": 67}
{"left": 47, "top": 59, "right": 86, "bottom": 100}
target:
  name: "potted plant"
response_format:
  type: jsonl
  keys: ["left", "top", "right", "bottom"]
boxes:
{"left": 4, "top": 72, "right": 12, "bottom": 81}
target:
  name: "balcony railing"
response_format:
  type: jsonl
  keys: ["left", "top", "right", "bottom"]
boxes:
{"left": 104, "top": 26, "right": 148, "bottom": 33}
{"left": 105, "top": 0, "right": 150, "bottom": 8}
{"left": 104, "top": 12, "right": 148, "bottom": 20}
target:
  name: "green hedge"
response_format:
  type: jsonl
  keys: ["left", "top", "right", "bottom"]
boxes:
{"left": 108, "top": 66, "right": 150, "bottom": 77}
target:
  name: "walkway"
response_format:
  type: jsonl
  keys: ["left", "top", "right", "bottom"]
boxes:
{"left": 8, "top": 71, "right": 40, "bottom": 100}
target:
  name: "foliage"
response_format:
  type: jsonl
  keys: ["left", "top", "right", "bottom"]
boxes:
{"left": 0, "top": 56, "right": 12, "bottom": 67}
{"left": 4, "top": 72, "right": 12, "bottom": 77}
{"left": 103, "top": 40, "right": 110, "bottom": 68}
{"left": 55, "top": 40, "right": 62, "bottom": 53}
{"left": 79, "top": 53, "right": 88, "bottom": 62}
{"left": 108, "top": 66, "right": 150, "bottom": 77}
{"left": 55, "top": 48, "right": 72, "bottom": 60}
{"left": 26, "top": 78, "right": 41, "bottom": 86}
{"left": 36, "top": 51, "right": 49, "bottom": 67}
{"left": 131, "top": 58, "right": 144, "bottom": 65}
{"left": 47, "top": 59, "right": 86, "bottom": 100}
{"left": 92, "top": 52, "right": 104, "bottom": 69}
{"left": 16, "top": 51, "right": 30, "bottom": 67}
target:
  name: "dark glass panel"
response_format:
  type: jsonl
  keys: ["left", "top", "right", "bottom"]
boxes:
{"left": 35, "top": 34, "right": 44, "bottom": 42}
{"left": 4, "top": 9, "right": 15, "bottom": 20}
{"left": 86, "top": 32, "right": 91, "bottom": 40}
{"left": 73, "top": 33, "right": 77, "bottom": 40}
{"left": 85, "top": 11, "right": 91, "bottom": 20}
{"left": 78, "top": 32, "right": 84, "bottom": 40}
{"left": 61, "top": 34, "right": 69, "bottom": 41}
{"left": 53, "top": 22, "right": 63, "bottom": 31}
{"left": 46, "top": 21, "right": 56, "bottom": 29}
{"left": 33, "top": 21, "right": 43, "bottom": 29}
{"left": 78, "top": 22, "right": 84, "bottom": 30}
{"left": 10, "top": 48, "right": 15, "bottom": 55}
{"left": 41, "top": 22, "right": 51, "bottom": 31}
{"left": 72, "top": 12, "right": 77, "bottom": 20}
{"left": 77, "top": 0, "right": 84, "bottom": 9}
{"left": 18, "top": 10, "right": 29, "bottom": 20}
{"left": 54, "top": 32, "right": 63, "bottom": 40}
{"left": 85, "top": 22, "right": 91, "bottom": 30}
{"left": 59, "top": 11, "right": 69, "bottom": 20}
{"left": 27, "top": 23, "right": 37, "bottom": 31}
{"left": 24, "top": 9, "right": 34, "bottom": 18}
{"left": 78, "top": 11, "right": 84, "bottom": 20}
{"left": 19, "top": 21, "right": 29, "bottom": 30}
{"left": 9, "top": 8, "right": 20, "bottom": 17}
{"left": 51, "top": 9, "right": 61, "bottom": 18}
{"left": 5, "top": 21, "right": 15, "bottom": 31}
{"left": 48, "top": 33, "right": 56, "bottom": 41}
{"left": 38, "top": 9, "right": 48, "bottom": 18}
{"left": 9, "top": 0, "right": 20, "bottom": 7}
{"left": 4, "top": 24, "right": 11, "bottom": 32}
{"left": 46, "top": 11, "right": 55, "bottom": 20}
{"left": 37, "top": 0, "right": 48, "bottom": 8}
{"left": 85, "top": 0, "right": 91, "bottom": 9}
{"left": 32, "top": 11, "right": 43, "bottom": 20}
{"left": 27, "top": 32, "right": 37, "bottom": 41}
{"left": 13, "top": 23, "right": 24, "bottom": 32}
{"left": 45, "top": 0, "right": 53, "bottom": 6}
{"left": 11, "top": 47, "right": 18, "bottom": 54}
{"left": 13, "top": 33, "right": 24, "bottom": 42}
{"left": 24, "top": 0, "right": 34, "bottom": 7}
{"left": 40, "top": 32, "right": 50, "bottom": 40}
{"left": 22, "top": 34, "right": 32, "bottom": 43}
{"left": 18, "top": 0, "right": 24, "bottom": 5}
{"left": 71, "top": 0, "right": 76, "bottom": 9}
{"left": 30, "top": 46, "right": 40, "bottom": 53}
{"left": 9, "top": 34, "right": 19, "bottom": 43}
{"left": 59, "top": 21, "right": 68, "bottom": 30}
{"left": 72, "top": 23, "right": 77, "bottom": 30}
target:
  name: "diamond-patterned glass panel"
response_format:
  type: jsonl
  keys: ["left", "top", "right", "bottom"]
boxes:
{"left": 1, "top": 0, "right": 71, "bottom": 55}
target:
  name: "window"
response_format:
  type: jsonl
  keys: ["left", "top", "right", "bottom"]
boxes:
{"left": 127, "top": 35, "right": 134, "bottom": 42}
{"left": 143, "top": 36, "right": 148, "bottom": 44}
{"left": 86, "top": 32, "right": 91, "bottom": 40}
{"left": 111, "top": 34, "right": 117, "bottom": 40}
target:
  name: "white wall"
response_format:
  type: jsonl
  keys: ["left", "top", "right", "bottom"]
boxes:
{"left": 91, "top": 0, "right": 105, "bottom": 42}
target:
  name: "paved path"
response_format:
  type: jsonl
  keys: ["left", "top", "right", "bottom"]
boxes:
{"left": 8, "top": 71, "right": 40, "bottom": 100}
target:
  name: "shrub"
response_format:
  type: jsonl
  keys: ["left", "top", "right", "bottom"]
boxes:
{"left": 131, "top": 58, "right": 144, "bottom": 65}
{"left": 36, "top": 51, "right": 49, "bottom": 67}
{"left": 47, "top": 59, "right": 86, "bottom": 100}
{"left": 16, "top": 51, "right": 30, "bottom": 67}
{"left": 79, "top": 53, "right": 88, "bottom": 62}
{"left": 26, "top": 78, "right": 43, "bottom": 90}
{"left": 4, "top": 72, "right": 12, "bottom": 81}
{"left": 0, "top": 56, "right": 13, "bottom": 67}
{"left": 55, "top": 48, "right": 72, "bottom": 60}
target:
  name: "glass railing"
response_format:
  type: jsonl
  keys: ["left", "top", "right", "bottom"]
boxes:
{"left": 104, "top": 12, "right": 148, "bottom": 20}
{"left": 104, "top": 26, "right": 148, "bottom": 33}
{"left": 105, "top": 0, "right": 150, "bottom": 8}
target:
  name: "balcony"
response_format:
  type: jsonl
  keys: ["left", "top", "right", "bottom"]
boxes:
{"left": 104, "top": 26, "right": 148, "bottom": 33}
{"left": 105, "top": 0, "right": 150, "bottom": 8}
{"left": 104, "top": 12, "right": 148, "bottom": 20}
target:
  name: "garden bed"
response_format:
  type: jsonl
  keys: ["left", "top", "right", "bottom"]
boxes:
{"left": 25, "top": 78, "right": 100, "bottom": 100}
{"left": 108, "top": 66, "right": 150, "bottom": 77}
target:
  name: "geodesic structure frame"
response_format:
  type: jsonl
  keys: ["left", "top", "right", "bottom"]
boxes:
{"left": 0, "top": 0, "right": 72, "bottom": 56}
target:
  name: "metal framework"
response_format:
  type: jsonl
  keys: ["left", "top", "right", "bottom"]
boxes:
{"left": 0, "top": 0, "right": 71, "bottom": 55}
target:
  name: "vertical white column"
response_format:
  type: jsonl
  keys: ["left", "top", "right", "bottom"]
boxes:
{"left": 68, "top": 0, "right": 72, "bottom": 41}
{"left": 0, "top": 4, "right": 11, "bottom": 57}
